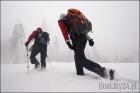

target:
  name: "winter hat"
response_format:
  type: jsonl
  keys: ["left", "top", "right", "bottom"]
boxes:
{"left": 37, "top": 27, "right": 42, "bottom": 31}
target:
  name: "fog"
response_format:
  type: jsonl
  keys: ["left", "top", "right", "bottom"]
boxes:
{"left": 1, "top": 1, "right": 139, "bottom": 64}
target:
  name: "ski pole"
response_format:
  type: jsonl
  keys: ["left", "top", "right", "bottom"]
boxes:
{"left": 26, "top": 46, "right": 29, "bottom": 72}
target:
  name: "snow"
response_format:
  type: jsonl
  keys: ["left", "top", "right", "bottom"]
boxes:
{"left": 1, "top": 1, "right": 139, "bottom": 92}
{"left": 1, "top": 62, "right": 139, "bottom": 92}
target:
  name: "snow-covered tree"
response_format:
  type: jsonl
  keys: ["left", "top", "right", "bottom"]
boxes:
{"left": 9, "top": 22, "right": 25, "bottom": 64}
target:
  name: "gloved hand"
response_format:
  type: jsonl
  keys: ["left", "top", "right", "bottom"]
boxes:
{"left": 89, "top": 39, "right": 94, "bottom": 46}
{"left": 25, "top": 42, "right": 29, "bottom": 47}
{"left": 66, "top": 41, "right": 74, "bottom": 50}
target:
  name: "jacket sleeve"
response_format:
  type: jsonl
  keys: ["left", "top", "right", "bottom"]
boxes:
{"left": 58, "top": 19, "right": 70, "bottom": 42}
{"left": 47, "top": 35, "right": 50, "bottom": 42}
{"left": 46, "top": 33, "right": 50, "bottom": 42}
{"left": 27, "top": 31, "right": 37, "bottom": 43}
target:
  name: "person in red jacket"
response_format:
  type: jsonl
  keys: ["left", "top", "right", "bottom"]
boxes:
{"left": 58, "top": 10, "right": 114, "bottom": 80}
{"left": 25, "top": 27, "right": 50, "bottom": 70}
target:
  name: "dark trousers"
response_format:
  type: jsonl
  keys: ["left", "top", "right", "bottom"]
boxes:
{"left": 72, "top": 35, "right": 104, "bottom": 77}
{"left": 30, "top": 45, "right": 47, "bottom": 67}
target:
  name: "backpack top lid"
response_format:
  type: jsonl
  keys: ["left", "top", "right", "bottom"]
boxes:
{"left": 66, "top": 9, "right": 92, "bottom": 35}
{"left": 67, "top": 8, "right": 86, "bottom": 23}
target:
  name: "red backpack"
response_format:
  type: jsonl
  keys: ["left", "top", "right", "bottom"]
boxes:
{"left": 67, "top": 8, "right": 86, "bottom": 24}
{"left": 66, "top": 8, "right": 92, "bottom": 35}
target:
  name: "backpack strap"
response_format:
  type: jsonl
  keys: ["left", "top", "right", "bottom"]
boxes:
{"left": 34, "top": 31, "right": 42, "bottom": 45}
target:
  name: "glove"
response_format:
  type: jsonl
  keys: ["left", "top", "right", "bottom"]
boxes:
{"left": 25, "top": 42, "right": 29, "bottom": 47}
{"left": 89, "top": 39, "right": 94, "bottom": 46}
{"left": 66, "top": 41, "right": 74, "bottom": 50}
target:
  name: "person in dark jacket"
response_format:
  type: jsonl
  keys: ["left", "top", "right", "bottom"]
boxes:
{"left": 25, "top": 27, "right": 50, "bottom": 70}
{"left": 58, "top": 9, "right": 114, "bottom": 80}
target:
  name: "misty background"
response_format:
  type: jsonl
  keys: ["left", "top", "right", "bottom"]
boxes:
{"left": 1, "top": 1, "right": 139, "bottom": 64}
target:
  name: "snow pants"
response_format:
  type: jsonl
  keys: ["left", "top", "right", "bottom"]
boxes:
{"left": 30, "top": 45, "right": 47, "bottom": 67}
{"left": 71, "top": 34, "right": 104, "bottom": 77}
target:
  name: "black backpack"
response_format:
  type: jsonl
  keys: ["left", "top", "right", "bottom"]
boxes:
{"left": 65, "top": 16, "right": 92, "bottom": 35}
{"left": 34, "top": 31, "right": 49, "bottom": 46}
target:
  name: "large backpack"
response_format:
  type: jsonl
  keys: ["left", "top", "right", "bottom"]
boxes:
{"left": 66, "top": 9, "right": 92, "bottom": 35}
{"left": 34, "top": 31, "right": 49, "bottom": 46}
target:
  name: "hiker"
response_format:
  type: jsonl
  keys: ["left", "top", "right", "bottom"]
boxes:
{"left": 25, "top": 27, "right": 50, "bottom": 70}
{"left": 58, "top": 9, "right": 114, "bottom": 80}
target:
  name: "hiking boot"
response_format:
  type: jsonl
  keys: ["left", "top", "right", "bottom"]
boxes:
{"left": 77, "top": 73, "right": 85, "bottom": 76}
{"left": 77, "top": 71, "right": 85, "bottom": 76}
{"left": 109, "top": 69, "right": 115, "bottom": 80}
{"left": 41, "top": 66, "right": 46, "bottom": 69}
{"left": 41, "top": 66, "right": 46, "bottom": 71}
{"left": 35, "top": 62, "right": 40, "bottom": 69}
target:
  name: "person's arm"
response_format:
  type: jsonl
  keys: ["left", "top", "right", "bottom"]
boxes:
{"left": 47, "top": 35, "right": 50, "bottom": 42}
{"left": 27, "top": 31, "right": 37, "bottom": 43}
{"left": 25, "top": 31, "right": 37, "bottom": 46}
{"left": 86, "top": 34, "right": 94, "bottom": 47}
{"left": 45, "top": 32, "right": 50, "bottom": 44}
{"left": 58, "top": 19, "right": 70, "bottom": 43}
{"left": 58, "top": 19, "right": 74, "bottom": 50}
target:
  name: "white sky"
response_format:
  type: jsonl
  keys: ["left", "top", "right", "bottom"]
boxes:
{"left": 1, "top": 1, "right": 139, "bottom": 62}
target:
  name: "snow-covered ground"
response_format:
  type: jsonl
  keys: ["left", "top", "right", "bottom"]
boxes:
{"left": 1, "top": 62, "right": 139, "bottom": 92}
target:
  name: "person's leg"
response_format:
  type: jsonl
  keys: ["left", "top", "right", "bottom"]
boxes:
{"left": 74, "top": 35, "right": 105, "bottom": 78}
{"left": 74, "top": 52, "right": 84, "bottom": 75}
{"left": 81, "top": 59, "right": 105, "bottom": 77}
{"left": 74, "top": 49, "right": 104, "bottom": 77}
{"left": 40, "top": 46, "right": 47, "bottom": 69}
{"left": 72, "top": 35, "right": 87, "bottom": 75}
{"left": 30, "top": 45, "right": 40, "bottom": 68}
{"left": 30, "top": 45, "right": 40, "bottom": 64}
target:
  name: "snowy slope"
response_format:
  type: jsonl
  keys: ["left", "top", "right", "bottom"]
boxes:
{"left": 1, "top": 62, "right": 139, "bottom": 92}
